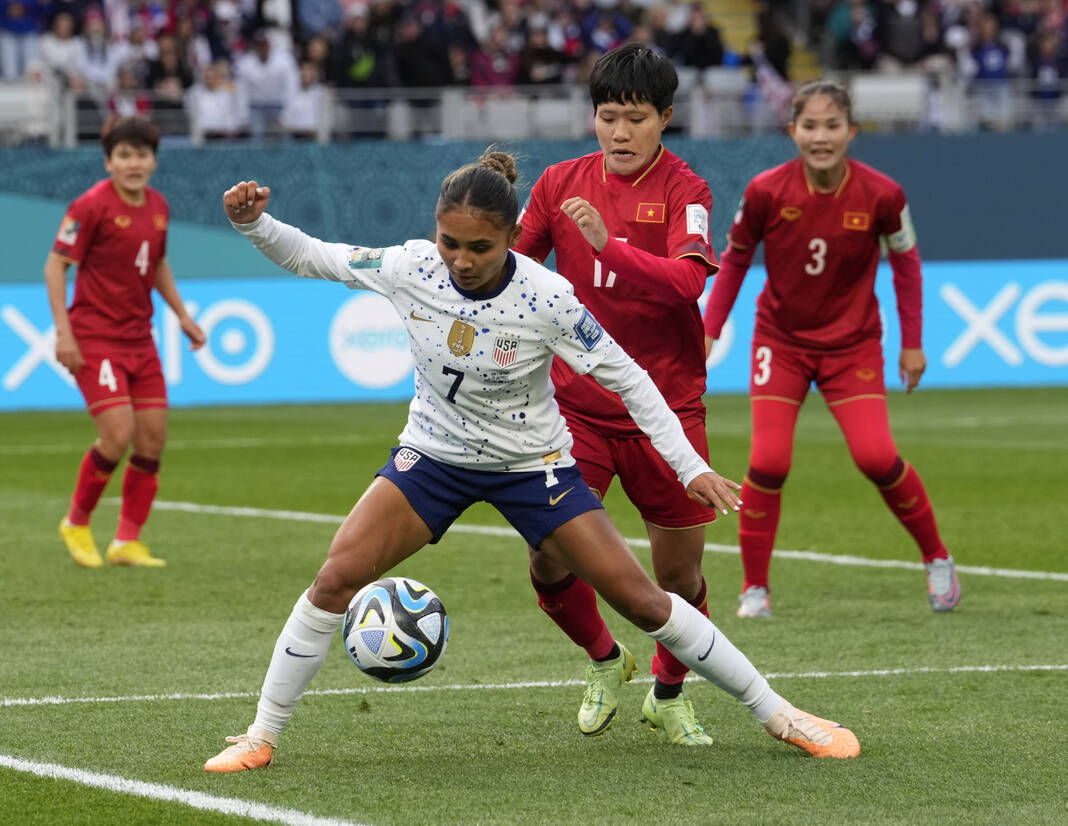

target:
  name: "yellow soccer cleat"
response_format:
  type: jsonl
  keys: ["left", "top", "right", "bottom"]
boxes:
{"left": 204, "top": 728, "right": 277, "bottom": 773}
{"left": 764, "top": 702, "right": 860, "bottom": 759}
{"left": 60, "top": 519, "right": 103, "bottom": 568}
{"left": 577, "top": 643, "right": 637, "bottom": 736}
{"left": 640, "top": 688, "right": 714, "bottom": 745}
{"left": 106, "top": 539, "right": 166, "bottom": 567}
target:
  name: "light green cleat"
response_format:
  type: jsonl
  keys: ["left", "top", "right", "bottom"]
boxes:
{"left": 640, "top": 687, "right": 714, "bottom": 745}
{"left": 577, "top": 643, "right": 637, "bottom": 736}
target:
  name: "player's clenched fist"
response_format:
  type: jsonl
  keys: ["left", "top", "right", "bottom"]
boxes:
{"left": 223, "top": 181, "right": 270, "bottom": 224}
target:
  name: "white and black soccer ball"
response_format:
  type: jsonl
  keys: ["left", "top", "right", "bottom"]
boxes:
{"left": 342, "top": 577, "right": 449, "bottom": 683}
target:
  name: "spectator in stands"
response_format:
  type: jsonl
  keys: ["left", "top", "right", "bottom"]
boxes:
{"left": 234, "top": 28, "right": 299, "bottom": 138}
{"left": 516, "top": 18, "right": 574, "bottom": 84}
{"left": 1, "top": 0, "right": 47, "bottom": 80}
{"left": 109, "top": 18, "right": 160, "bottom": 86}
{"left": 829, "top": 0, "right": 880, "bottom": 70}
{"left": 395, "top": 12, "right": 454, "bottom": 86}
{"left": 39, "top": 9, "right": 83, "bottom": 84}
{"left": 447, "top": 42, "right": 471, "bottom": 83}
{"left": 332, "top": 4, "right": 396, "bottom": 88}
{"left": 173, "top": 14, "right": 213, "bottom": 78}
{"left": 876, "top": 0, "right": 927, "bottom": 68}
{"left": 297, "top": 0, "right": 342, "bottom": 42}
{"left": 1028, "top": 27, "right": 1065, "bottom": 128}
{"left": 639, "top": 3, "right": 681, "bottom": 56}
{"left": 964, "top": 10, "right": 1014, "bottom": 129}
{"left": 671, "top": 3, "right": 724, "bottom": 69}
{"left": 189, "top": 57, "right": 248, "bottom": 139}
{"left": 280, "top": 60, "right": 326, "bottom": 138}
{"left": 146, "top": 32, "right": 193, "bottom": 122}
{"left": 470, "top": 23, "right": 518, "bottom": 85}
{"left": 75, "top": 8, "right": 117, "bottom": 93}
{"left": 585, "top": 9, "right": 630, "bottom": 53}
{"left": 108, "top": 60, "right": 151, "bottom": 115}
{"left": 301, "top": 32, "right": 332, "bottom": 80}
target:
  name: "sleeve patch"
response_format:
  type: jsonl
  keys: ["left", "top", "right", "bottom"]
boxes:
{"left": 56, "top": 216, "right": 79, "bottom": 245}
{"left": 884, "top": 204, "right": 917, "bottom": 253}
{"left": 686, "top": 203, "right": 709, "bottom": 244}
{"left": 348, "top": 246, "right": 385, "bottom": 269}
{"left": 573, "top": 308, "right": 604, "bottom": 352}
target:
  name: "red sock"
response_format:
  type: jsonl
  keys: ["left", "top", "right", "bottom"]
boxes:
{"left": 115, "top": 455, "right": 160, "bottom": 542}
{"left": 530, "top": 570, "right": 615, "bottom": 660}
{"left": 876, "top": 461, "right": 947, "bottom": 562}
{"left": 651, "top": 579, "right": 708, "bottom": 684}
{"left": 738, "top": 475, "right": 783, "bottom": 590}
{"left": 68, "top": 447, "right": 118, "bottom": 526}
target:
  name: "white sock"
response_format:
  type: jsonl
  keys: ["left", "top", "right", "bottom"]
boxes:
{"left": 647, "top": 592, "right": 785, "bottom": 723}
{"left": 252, "top": 589, "right": 344, "bottom": 736}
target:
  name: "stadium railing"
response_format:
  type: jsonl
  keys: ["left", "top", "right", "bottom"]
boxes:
{"left": 0, "top": 72, "right": 1064, "bottom": 147}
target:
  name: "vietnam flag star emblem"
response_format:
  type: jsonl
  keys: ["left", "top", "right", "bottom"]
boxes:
{"left": 843, "top": 211, "right": 870, "bottom": 230}
{"left": 636, "top": 203, "right": 666, "bottom": 223}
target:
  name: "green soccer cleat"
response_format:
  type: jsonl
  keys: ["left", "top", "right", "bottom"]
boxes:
{"left": 640, "top": 688, "right": 714, "bottom": 745}
{"left": 577, "top": 643, "right": 637, "bottom": 736}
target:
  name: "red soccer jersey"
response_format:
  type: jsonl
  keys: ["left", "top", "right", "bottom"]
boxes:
{"left": 51, "top": 179, "right": 169, "bottom": 343}
{"left": 729, "top": 158, "right": 916, "bottom": 350}
{"left": 517, "top": 147, "right": 717, "bottom": 436}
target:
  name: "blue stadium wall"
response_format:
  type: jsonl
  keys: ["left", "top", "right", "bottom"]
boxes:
{"left": 2, "top": 133, "right": 1065, "bottom": 410}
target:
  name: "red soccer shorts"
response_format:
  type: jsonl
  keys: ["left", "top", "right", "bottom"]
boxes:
{"left": 74, "top": 339, "right": 168, "bottom": 416}
{"left": 748, "top": 333, "right": 886, "bottom": 405}
{"left": 569, "top": 416, "right": 716, "bottom": 528}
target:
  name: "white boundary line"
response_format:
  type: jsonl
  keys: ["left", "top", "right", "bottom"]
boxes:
{"left": 4, "top": 664, "right": 1066, "bottom": 709}
{"left": 0, "top": 754, "right": 366, "bottom": 826}
{"left": 143, "top": 499, "right": 1068, "bottom": 583}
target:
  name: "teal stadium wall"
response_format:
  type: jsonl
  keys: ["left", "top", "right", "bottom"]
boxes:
{"left": 1, "top": 134, "right": 1065, "bottom": 408}
{"left": 0, "top": 131, "right": 1063, "bottom": 283}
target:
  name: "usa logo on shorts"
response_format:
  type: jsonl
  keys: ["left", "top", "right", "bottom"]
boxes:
{"left": 493, "top": 336, "right": 520, "bottom": 367}
{"left": 394, "top": 448, "right": 421, "bottom": 471}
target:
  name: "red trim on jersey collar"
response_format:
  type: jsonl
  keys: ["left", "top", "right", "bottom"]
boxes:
{"left": 601, "top": 145, "right": 665, "bottom": 187}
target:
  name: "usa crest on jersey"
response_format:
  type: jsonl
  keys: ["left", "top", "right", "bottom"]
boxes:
{"left": 493, "top": 335, "right": 520, "bottom": 367}
{"left": 394, "top": 448, "right": 421, "bottom": 471}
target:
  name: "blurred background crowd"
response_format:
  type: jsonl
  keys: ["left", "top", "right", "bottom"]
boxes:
{"left": 0, "top": 0, "right": 1065, "bottom": 140}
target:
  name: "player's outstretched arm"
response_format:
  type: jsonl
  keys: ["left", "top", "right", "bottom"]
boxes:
{"left": 223, "top": 181, "right": 270, "bottom": 224}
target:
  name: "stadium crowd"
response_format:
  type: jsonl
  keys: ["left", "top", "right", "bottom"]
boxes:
{"left": 1, "top": 0, "right": 1065, "bottom": 137}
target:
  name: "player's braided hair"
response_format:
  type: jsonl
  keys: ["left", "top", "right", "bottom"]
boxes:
{"left": 791, "top": 81, "right": 853, "bottom": 124}
{"left": 436, "top": 147, "right": 520, "bottom": 229}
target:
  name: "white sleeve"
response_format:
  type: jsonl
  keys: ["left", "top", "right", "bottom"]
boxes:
{"left": 230, "top": 212, "right": 391, "bottom": 290}
{"left": 587, "top": 341, "right": 713, "bottom": 488}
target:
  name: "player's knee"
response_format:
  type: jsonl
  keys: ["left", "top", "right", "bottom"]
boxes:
{"left": 746, "top": 465, "right": 788, "bottom": 492}
{"left": 861, "top": 454, "right": 905, "bottom": 486}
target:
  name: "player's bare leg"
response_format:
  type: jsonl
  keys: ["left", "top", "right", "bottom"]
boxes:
{"left": 542, "top": 512, "right": 860, "bottom": 758}
{"left": 205, "top": 478, "right": 433, "bottom": 772}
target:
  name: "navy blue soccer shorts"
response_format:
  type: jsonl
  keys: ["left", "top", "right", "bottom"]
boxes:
{"left": 375, "top": 446, "right": 604, "bottom": 548}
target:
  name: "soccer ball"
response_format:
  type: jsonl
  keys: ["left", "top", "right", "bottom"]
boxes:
{"left": 342, "top": 577, "right": 449, "bottom": 683}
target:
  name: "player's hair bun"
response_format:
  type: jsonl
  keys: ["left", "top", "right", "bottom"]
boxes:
{"left": 478, "top": 150, "right": 518, "bottom": 185}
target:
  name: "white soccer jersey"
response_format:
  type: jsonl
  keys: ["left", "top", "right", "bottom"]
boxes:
{"left": 233, "top": 213, "right": 712, "bottom": 485}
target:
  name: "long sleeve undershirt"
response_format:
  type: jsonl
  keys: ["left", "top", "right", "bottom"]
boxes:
{"left": 594, "top": 236, "right": 712, "bottom": 303}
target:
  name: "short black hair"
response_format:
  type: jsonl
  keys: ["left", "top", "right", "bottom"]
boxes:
{"left": 100, "top": 116, "right": 160, "bottom": 157}
{"left": 588, "top": 44, "right": 678, "bottom": 114}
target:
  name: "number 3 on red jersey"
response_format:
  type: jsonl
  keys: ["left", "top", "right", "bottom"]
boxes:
{"left": 754, "top": 345, "right": 772, "bottom": 386}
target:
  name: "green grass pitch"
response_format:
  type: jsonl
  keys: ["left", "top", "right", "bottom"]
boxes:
{"left": 1, "top": 387, "right": 1066, "bottom": 825}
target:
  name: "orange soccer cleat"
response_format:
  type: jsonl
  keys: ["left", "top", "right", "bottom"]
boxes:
{"left": 204, "top": 728, "right": 278, "bottom": 773}
{"left": 764, "top": 702, "right": 860, "bottom": 759}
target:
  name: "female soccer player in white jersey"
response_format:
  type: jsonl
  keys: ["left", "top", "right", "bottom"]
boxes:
{"left": 204, "top": 150, "right": 860, "bottom": 772}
